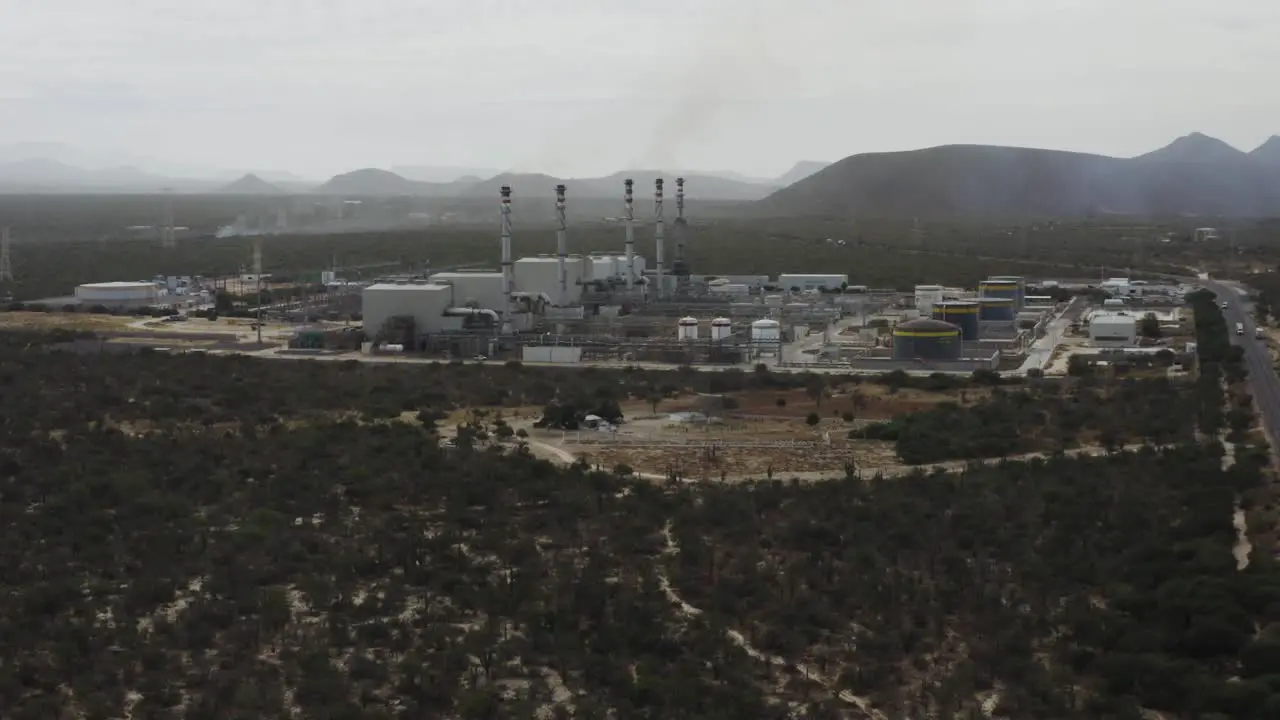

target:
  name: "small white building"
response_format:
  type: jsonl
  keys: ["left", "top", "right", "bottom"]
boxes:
{"left": 777, "top": 273, "right": 848, "bottom": 291}
{"left": 1089, "top": 312, "right": 1138, "bottom": 346}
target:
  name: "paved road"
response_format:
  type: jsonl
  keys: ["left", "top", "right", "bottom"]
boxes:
{"left": 1203, "top": 280, "right": 1280, "bottom": 451}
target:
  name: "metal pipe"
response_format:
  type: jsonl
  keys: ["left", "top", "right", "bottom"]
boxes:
{"left": 623, "top": 179, "right": 635, "bottom": 291}
{"left": 555, "top": 184, "right": 567, "bottom": 306}
{"left": 500, "top": 185, "right": 514, "bottom": 333}
{"left": 654, "top": 178, "right": 665, "bottom": 300}
{"left": 444, "top": 307, "right": 501, "bottom": 323}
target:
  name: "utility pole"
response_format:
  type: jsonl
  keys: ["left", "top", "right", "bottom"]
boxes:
{"left": 253, "top": 237, "right": 263, "bottom": 344}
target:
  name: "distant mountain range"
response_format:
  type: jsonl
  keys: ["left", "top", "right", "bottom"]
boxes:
{"left": 0, "top": 147, "right": 826, "bottom": 201}
{"left": 306, "top": 168, "right": 791, "bottom": 201}
{"left": 760, "top": 133, "right": 1280, "bottom": 218}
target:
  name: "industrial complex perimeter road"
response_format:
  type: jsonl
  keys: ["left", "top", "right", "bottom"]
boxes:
{"left": 1205, "top": 279, "right": 1280, "bottom": 454}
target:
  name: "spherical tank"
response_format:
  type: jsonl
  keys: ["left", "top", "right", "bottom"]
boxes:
{"left": 677, "top": 316, "right": 699, "bottom": 341}
{"left": 710, "top": 317, "right": 732, "bottom": 341}
{"left": 931, "top": 301, "right": 980, "bottom": 340}
{"left": 892, "top": 318, "right": 962, "bottom": 361}
{"left": 979, "top": 297, "right": 1017, "bottom": 321}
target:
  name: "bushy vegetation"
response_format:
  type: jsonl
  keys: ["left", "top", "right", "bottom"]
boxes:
{"left": 1, "top": 319, "right": 1277, "bottom": 717}
{"left": 857, "top": 377, "right": 1199, "bottom": 464}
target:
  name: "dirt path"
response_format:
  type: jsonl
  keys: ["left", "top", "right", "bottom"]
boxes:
{"left": 658, "top": 523, "right": 886, "bottom": 719}
{"left": 1222, "top": 441, "right": 1253, "bottom": 571}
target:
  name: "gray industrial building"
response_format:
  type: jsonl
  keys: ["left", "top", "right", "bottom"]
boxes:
{"left": 363, "top": 283, "right": 470, "bottom": 339}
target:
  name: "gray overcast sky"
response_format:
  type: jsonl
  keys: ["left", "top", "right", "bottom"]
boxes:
{"left": 1, "top": 0, "right": 1278, "bottom": 178}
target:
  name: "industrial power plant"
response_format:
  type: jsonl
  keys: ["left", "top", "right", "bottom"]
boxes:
{"left": 346, "top": 178, "right": 1078, "bottom": 373}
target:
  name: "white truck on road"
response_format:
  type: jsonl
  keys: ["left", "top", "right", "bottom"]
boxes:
{"left": 1236, "top": 322, "right": 1244, "bottom": 336}
{"left": 1257, "top": 326, "right": 1266, "bottom": 340}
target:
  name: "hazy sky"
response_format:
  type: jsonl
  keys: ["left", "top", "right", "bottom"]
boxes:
{"left": 2, "top": 0, "right": 1279, "bottom": 178}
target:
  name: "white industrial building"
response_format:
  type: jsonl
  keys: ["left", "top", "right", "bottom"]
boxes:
{"left": 362, "top": 283, "right": 468, "bottom": 337}
{"left": 584, "top": 254, "right": 646, "bottom": 284}
{"left": 513, "top": 255, "right": 589, "bottom": 306}
{"left": 778, "top": 273, "right": 848, "bottom": 291}
{"left": 75, "top": 281, "right": 162, "bottom": 308}
{"left": 1089, "top": 312, "right": 1138, "bottom": 346}
{"left": 427, "top": 272, "right": 507, "bottom": 313}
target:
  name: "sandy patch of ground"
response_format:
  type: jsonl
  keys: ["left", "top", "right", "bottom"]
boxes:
{"left": 0, "top": 311, "right": 136, "bottom": 332}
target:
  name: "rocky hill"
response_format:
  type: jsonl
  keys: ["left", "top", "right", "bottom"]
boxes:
{"left": 760, "top": 133, "right": 1280, "bottom": 218}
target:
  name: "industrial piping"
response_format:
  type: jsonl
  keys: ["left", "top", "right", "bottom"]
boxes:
{"left": 624, "top": 179, "right": 635, "bottom": 292}
{"left": 555, "top": 183, "right": 568, "bottom": 306}
{"left": 499, "top": 185, "right": 514, "bottom": 334}
{"left": 654, "top": 178, "right": 665, "bottom": 300}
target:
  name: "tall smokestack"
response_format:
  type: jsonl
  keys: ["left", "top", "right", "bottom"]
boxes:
{"left": 555, "top": 183, "right": 567, "bottom": 306}
{"left": 500, "top": 185, "right": 514, "bottom": 333}
{"left": 624, "top": 179, "right": 635, "bottom": 291}
{"left": 674, "top": 177, "right": 688, "bottom": 277}
{"left": 654, "top": 178, "right": 665, "bottom": 300}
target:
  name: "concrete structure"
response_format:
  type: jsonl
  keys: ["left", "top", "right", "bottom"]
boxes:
{"left": 710, "top": 317, "right": 732, "bottom": 341}
{"left": 677, "top": 316, "right": 699, "bottom": 341}
{"left": 362, "top": 283, "right": 460, "bottom": 336}
{"left": 1102, "top": 278, "right": 1143, "bottom": 299}
{"left": 932, "top": 300, "right": 980, "bottom": 340}
{"left": 1089, "top": 313, "right": 1138, "bottom": 346}
{"left": 515, "top": 256, "right": 587, "bottom": 305}
{"left": 75, "top": 281, "right": 161, "bottom": 307}
{"left": 979, "top": 297, "right": 1017, "bottom": 321}
{"left": 914, "top": 284, "right": 944, "bottom": 314}
{"left": 428, "top": 272, "right": 505, "bottom": 312}
{"left": 778, "top": 273, "right": 848, "bottom": 291}
{"left": 892, "top": 318, "right": 962, "bottom": 361}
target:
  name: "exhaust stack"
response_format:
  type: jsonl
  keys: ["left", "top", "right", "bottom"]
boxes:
{"left": 555, "top": 184, "right": 568, "bottom": 306}
{"left": 654, "top": 178, "right": 665, "bottom": 300}
{"left": 674, "top": 177, "right": 688, "bottom": 277}
{"left": 500, "top": 185, "right": 514, "bottom": 333}
{"left": 624, "top": 179, "right": 635, "bottom": 291}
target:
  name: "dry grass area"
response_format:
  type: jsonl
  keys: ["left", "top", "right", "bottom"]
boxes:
{"left": 0, "top": 311, "right": 136, "bottom": 332}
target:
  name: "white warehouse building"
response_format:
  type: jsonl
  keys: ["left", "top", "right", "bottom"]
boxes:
{"left": 75, "top": 281, "right": 162, "bottom": 308}
{"left": 1089, "top": 312, "right": 1138, "bottom": 347}
{"left": 777, "top": 273, "right": 848, "bottom": 291}
{"left": 585, "top": 254, "right": 646, "bottom": 284}
{"left": 427, "top": 272, "right": 506, "bottom": 313}
{"left": 362, "top": 283, "right": 466, "bottom": 337}
{"left": 513, "top": 255, "right": 589, "bottom": 306}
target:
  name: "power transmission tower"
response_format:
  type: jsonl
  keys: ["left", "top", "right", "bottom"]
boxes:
{"left": 0, "top": 226, "right": 12, "bottom": 282}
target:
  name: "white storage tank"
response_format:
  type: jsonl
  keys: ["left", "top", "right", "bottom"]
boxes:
{"left": 710, "top": 317, "right": 732, "bottom": 341}
{"left": 75, "top": 281, "right": 161, "bottom": 307}
{"left": 750, "top": 318, "right": 781, "bottom": 343}
{"left": 677, "top": 316, "right": 699, "bottom": 341}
